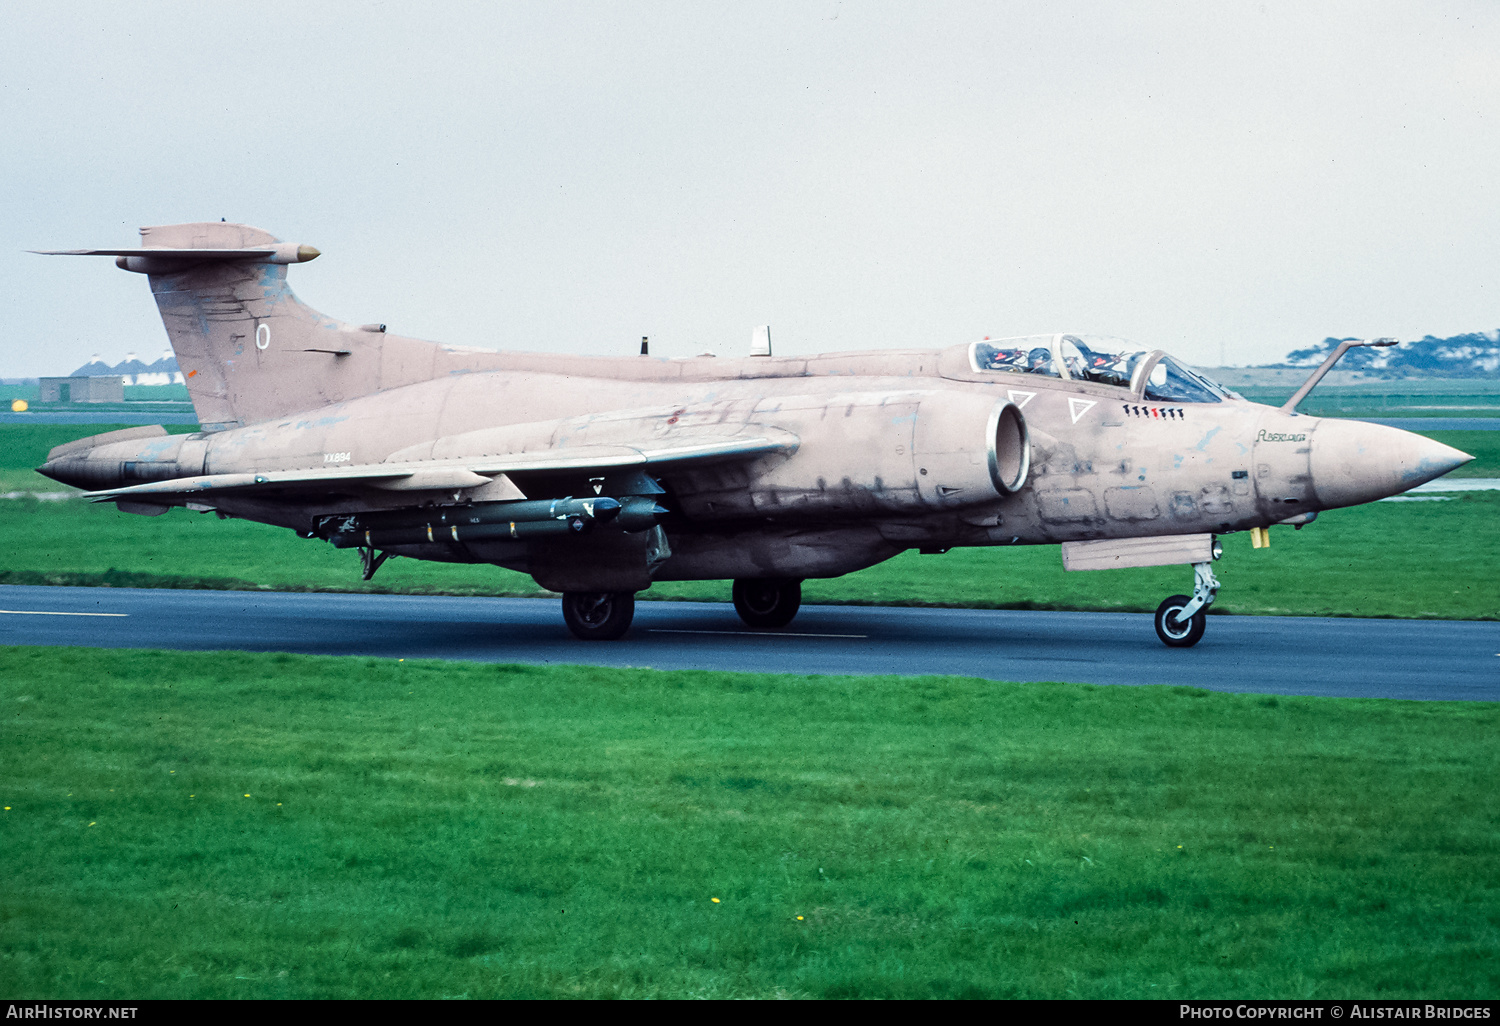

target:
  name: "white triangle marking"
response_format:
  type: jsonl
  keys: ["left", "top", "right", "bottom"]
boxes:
{"left": 1007, "top": 389, "right": 1036, "bottom": 409}
{"left": 1068, "top": 397, "right": 1097, "bottom": 424}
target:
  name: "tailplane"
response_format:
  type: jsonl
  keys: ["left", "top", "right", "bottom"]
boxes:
{"left": 38, "top": 222, "right": 501, "bottom": 430}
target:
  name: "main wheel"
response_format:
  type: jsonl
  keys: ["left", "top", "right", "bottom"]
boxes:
{"left": 1154, "top": 594, "right": 1206, "bottom": 648}
{"left": 561, "top": 591, "right": 635, "bottom": 641}
{"left": 732, "top": 578, "right": 802, "bottom": 629}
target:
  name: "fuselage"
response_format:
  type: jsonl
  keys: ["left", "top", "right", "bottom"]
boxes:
{"left": 35, "top": 221, "right": 1477, "bottom": 644}
{"left": 39, "top": 337, "right": 1469, "bottom": 585}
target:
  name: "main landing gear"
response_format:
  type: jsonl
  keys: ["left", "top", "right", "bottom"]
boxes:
{"left": 732, "top": 578, "right": 803, "bottom": 629}
{"left": 562, "top": 591, "right": 636, "bottom": 641}
{"left": 1154, "top": 562, "right": 1221, "bottom": 648}
{"left": 560, "top": 579, "right": 805, "bottom": 640}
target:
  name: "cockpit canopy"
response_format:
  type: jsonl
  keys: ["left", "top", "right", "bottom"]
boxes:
{"left": 970, "top": 334, "right": 1236, "bottom": 404}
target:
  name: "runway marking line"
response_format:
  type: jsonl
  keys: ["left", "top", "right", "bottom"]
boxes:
{"left": 650, "top": 628, "right": 866, "bottom": 639}
{"left": 0, "top": 610, "right": 129, "bottom": 617}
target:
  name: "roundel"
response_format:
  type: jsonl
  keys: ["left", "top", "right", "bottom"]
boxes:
{"left": 255, "top": 323, "right": 271, "bottom": 350}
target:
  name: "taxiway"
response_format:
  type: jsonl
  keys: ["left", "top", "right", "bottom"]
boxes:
{"left": 3, "top": 585, "right": 1496, "bottom": 701}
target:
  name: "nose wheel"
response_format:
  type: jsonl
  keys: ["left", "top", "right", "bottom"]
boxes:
{"left": 1155, "top": 595, "right": 1206, "bottom": 647}
{"left": 1154, "top": 562, "right": 1219, "bottom": 648}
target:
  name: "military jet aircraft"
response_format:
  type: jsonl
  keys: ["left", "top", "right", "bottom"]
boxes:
{"left": 36, "top": 222, "right": 1472, "bottom": 645}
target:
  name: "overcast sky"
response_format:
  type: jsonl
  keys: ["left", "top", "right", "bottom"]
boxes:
{"left": 2, "top": 0, "right": 1496, "bottom": 377}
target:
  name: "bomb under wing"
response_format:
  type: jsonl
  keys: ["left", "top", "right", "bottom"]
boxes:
{"left": 35, "top": 221, "right": 1472, "bottom": 644}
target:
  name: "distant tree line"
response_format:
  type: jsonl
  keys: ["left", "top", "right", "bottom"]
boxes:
{"left": 1280, "top": 331, "right": 1500, "bottom": 378}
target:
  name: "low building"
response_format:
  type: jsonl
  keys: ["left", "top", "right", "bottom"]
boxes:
{"left": 39, "top": 376, "right": 124, "bottom": 403}
{"left": 69, "top": 350, "right": 184, "bottom": 386}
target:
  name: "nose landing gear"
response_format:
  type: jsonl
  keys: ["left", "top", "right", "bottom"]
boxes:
{"left": 1154, "top": 561, "right": 1220, "bottom": 648}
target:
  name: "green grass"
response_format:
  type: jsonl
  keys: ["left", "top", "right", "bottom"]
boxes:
{"left": 1231, "top": 379, "right": 1500, "bottom": 418}
{"left": 2, "top": 425, "right": 1496, "bottom": 619}
{"left": 1430, "top": 430, "right": 1499, "bottom": 477}
{"left": 2, "top": 647, "right": 1496, "bottom": 999}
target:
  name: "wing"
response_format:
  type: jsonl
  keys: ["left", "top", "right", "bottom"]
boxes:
{"left": 80, "top": 431, "right": 797, "bottom": 503}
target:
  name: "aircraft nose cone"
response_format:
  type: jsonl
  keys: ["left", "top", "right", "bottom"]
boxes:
{"left": 1310, "top": 418, "right": 1473, "bottom": 508}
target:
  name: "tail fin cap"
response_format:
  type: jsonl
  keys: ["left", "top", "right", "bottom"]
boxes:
{"left": 34, "top": 242, "right": 318, "bottom": 274}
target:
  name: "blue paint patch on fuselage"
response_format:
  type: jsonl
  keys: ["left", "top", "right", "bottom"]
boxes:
{"left": 135, "top": 438, "right": 180, "bottom": 459}
{"left": 309, "top": 414, "right": 351, "bottom": 428}
{"left": 1402, "top": 456, "right": 1460, "bottom": 484}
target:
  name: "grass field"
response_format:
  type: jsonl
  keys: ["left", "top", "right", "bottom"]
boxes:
{"left": 1228, "top": 379, "right": 1500, "bottom": 419}
{"left": 2, "top": 647, "right": 1496, "bottom": 999}
{"left": 2, "top": 423, "right": 1495, "bottom": 620}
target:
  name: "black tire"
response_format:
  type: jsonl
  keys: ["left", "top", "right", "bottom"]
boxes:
{"left": 561, "top": 591, "right": 635, "bottom": 641}
{"left": 1154, "top": 594, "right": 1206, "bottom": 648}
{"left": 732, "top": 578, "right": 802, "bottom": 629}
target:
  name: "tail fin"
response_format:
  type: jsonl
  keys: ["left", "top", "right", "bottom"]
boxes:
{"left": 40, "top": 222, "right": 497, "bottom": 430}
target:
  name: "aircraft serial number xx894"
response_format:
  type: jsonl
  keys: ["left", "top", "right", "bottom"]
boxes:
{"left": 37, "top": 223, "right": 1471, "bottom": 645}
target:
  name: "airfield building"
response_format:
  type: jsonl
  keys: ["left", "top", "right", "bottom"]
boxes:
{"left": 39, "top": 376, "right": 124, "bottom": 403}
